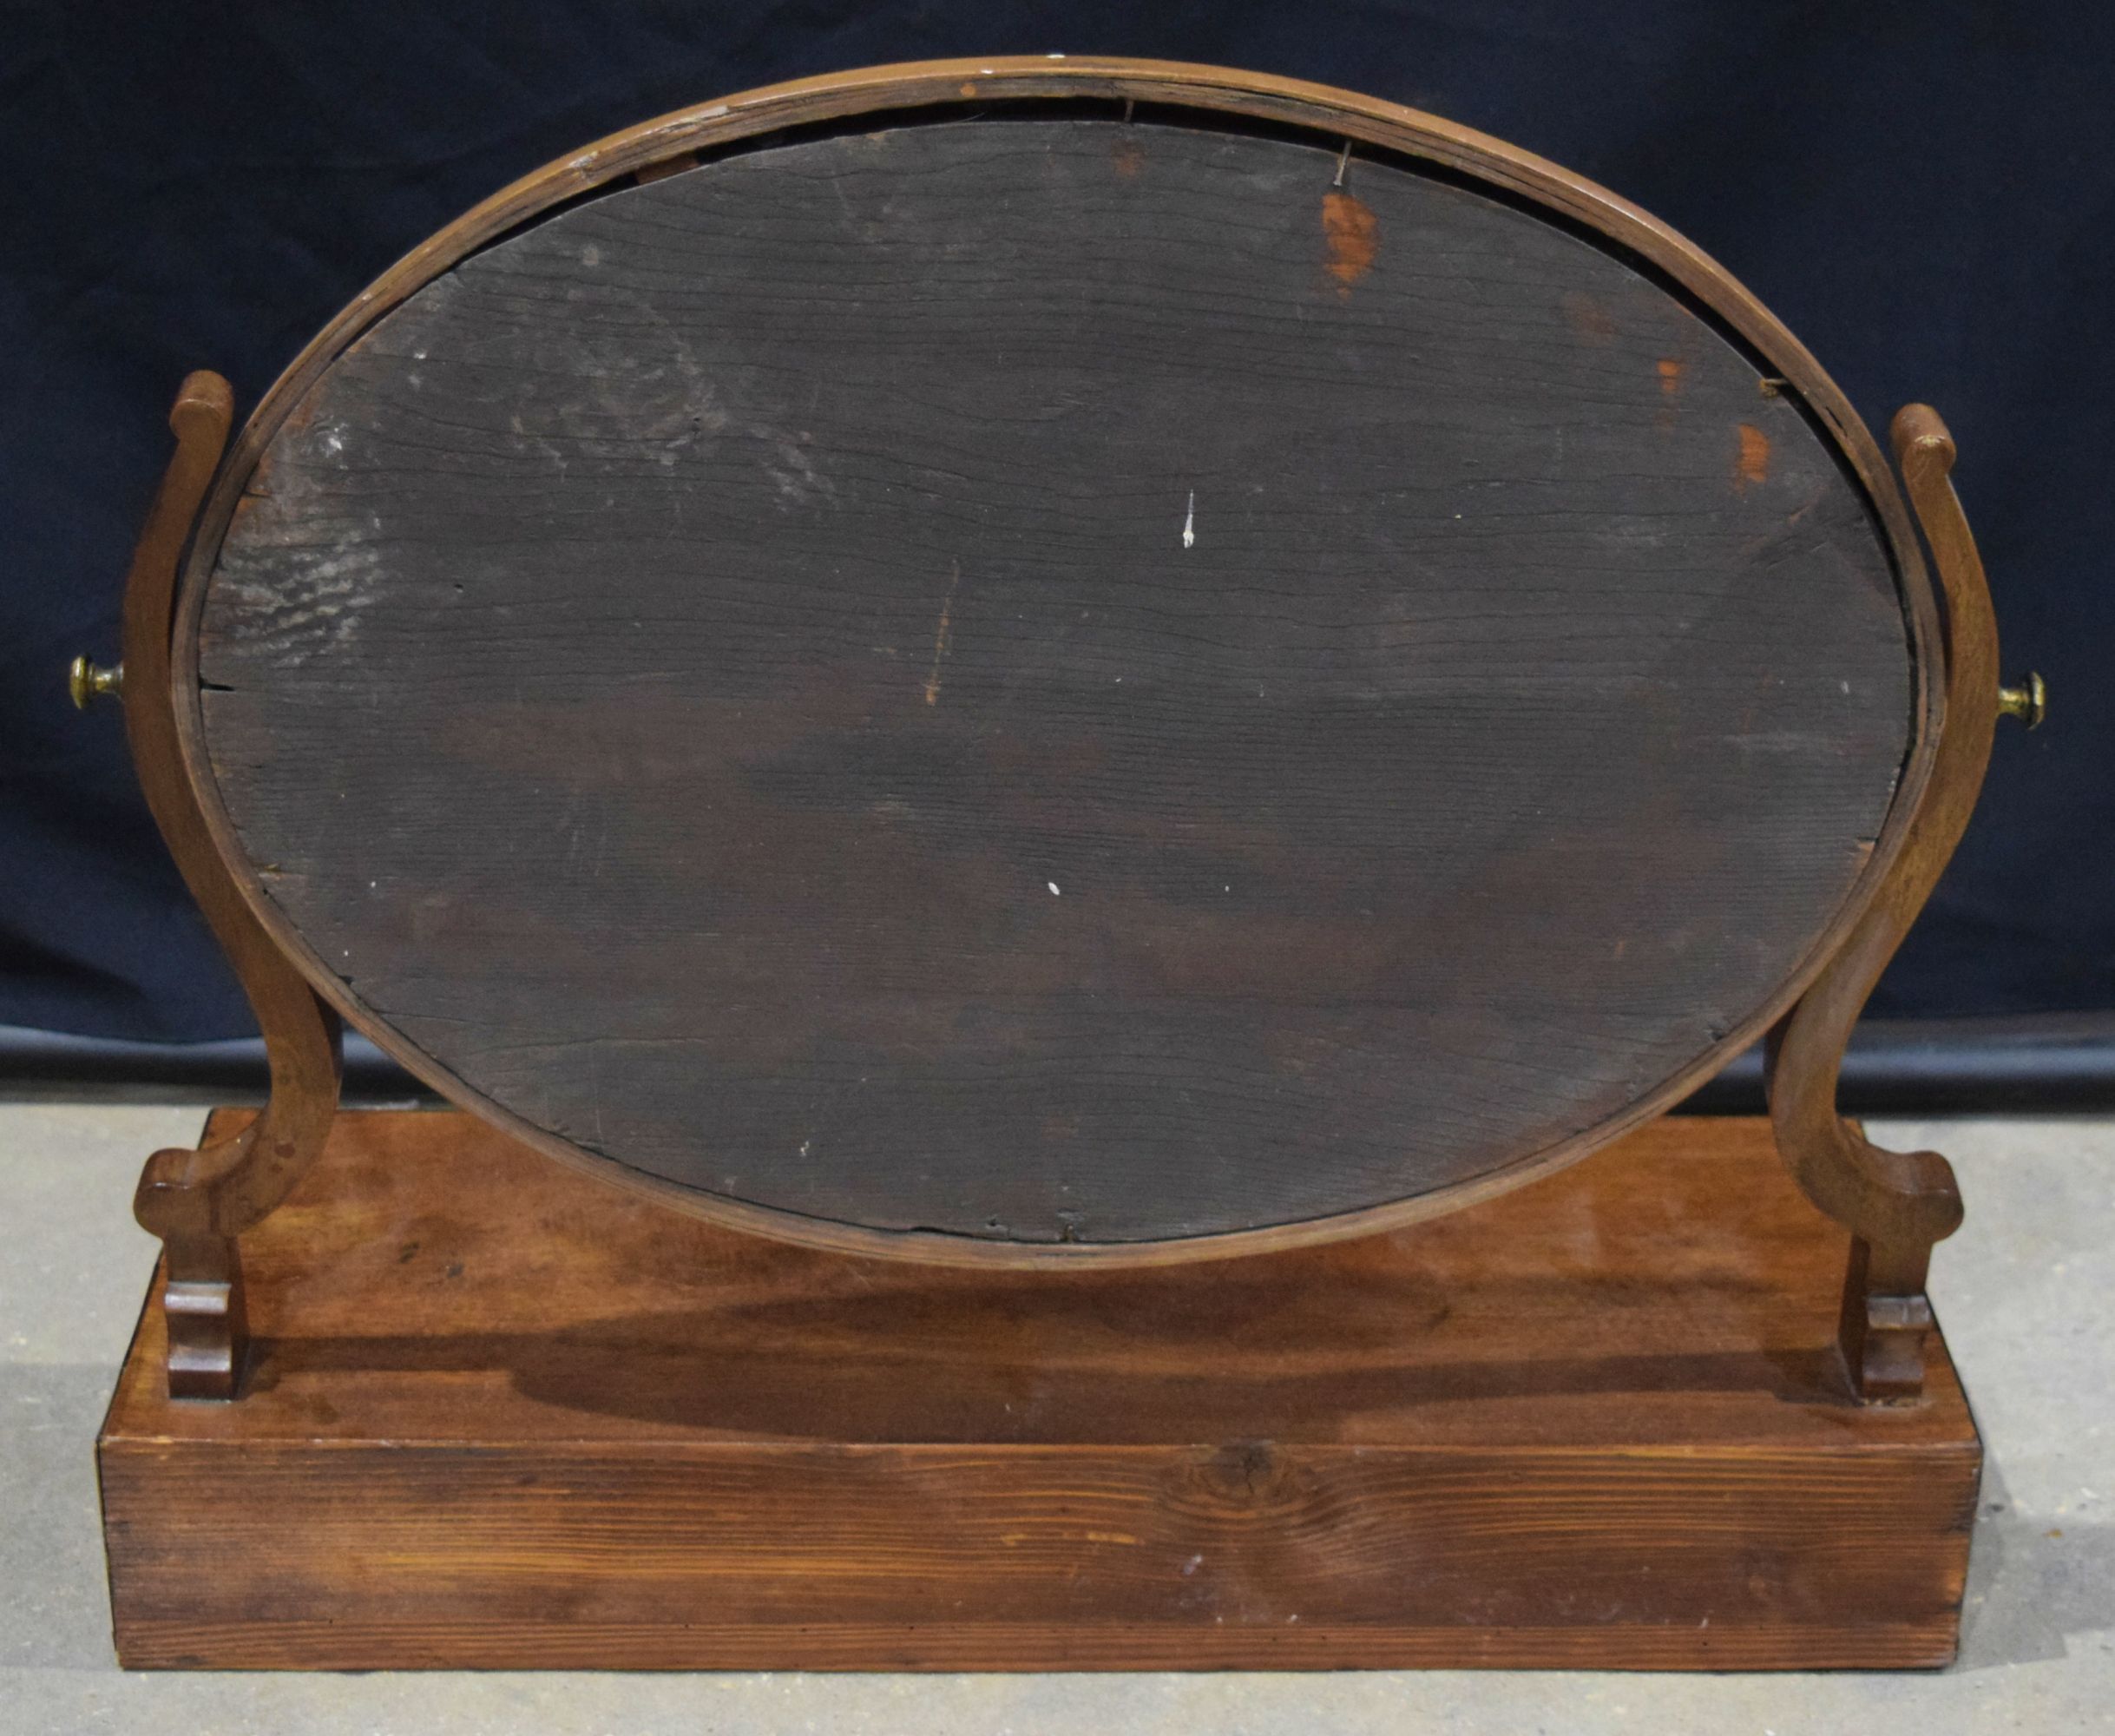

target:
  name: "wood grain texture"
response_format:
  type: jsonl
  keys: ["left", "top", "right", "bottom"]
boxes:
{"left": 99, "top": 1109, "right": 1980, "bottom": 1671}
{"left": 192, "top": 113, "right": 1917, "bottom": 1250}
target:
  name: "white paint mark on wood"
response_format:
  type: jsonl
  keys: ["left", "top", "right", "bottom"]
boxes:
{"left": 1182, "top": 489, "right": 1196, "bottom": 549}
{"left": 219, "top": 542, "right": 382, "bottom": 667}
{"left": 1048, "top": 882, "right": 1061, "bottom": 896}
{"left": 760, "top": 433, "right": 832, "bottom": 508}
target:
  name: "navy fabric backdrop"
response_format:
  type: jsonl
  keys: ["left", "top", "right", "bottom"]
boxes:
{"left": 2, "top": 2, "right": 2105, "bottom": 1042}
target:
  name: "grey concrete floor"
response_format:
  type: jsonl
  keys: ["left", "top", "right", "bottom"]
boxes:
{"left": 2, "top": 1102, "right": 2110, "bottom": 1733}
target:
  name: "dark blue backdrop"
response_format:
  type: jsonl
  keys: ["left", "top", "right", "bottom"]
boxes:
{"left": 3, "top": 3, "right": 2105, "bottom": 1042}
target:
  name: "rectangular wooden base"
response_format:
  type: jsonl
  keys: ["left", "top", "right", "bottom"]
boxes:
{"left": 100, "top": 1110, "right": 1980, "bottom": 1670}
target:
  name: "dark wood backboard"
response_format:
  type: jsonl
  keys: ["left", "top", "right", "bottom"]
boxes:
{"left": 177, "top": 79, "right": 1930, "bottom": 1258}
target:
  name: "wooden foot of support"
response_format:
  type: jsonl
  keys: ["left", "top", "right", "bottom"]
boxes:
{"left": 1839, "top": 1237, "right": 1936, "bottom": 1405}
{"left": 1768, "top": 403, "right": 2032, "bottom": 1403}
{"left": 157, "top": 1235, "right": 246, "bottom": 1400}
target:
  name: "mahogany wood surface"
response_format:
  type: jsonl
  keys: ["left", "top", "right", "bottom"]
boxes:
{"left": 115, "top": 373, "right": 342, "bottom": 1398}
{"left": 99, "top": 1108, "right": 1980, "bottom": 1671}
{"left": 182, "top": 93, "right": 1928, "bottom": 1259}
{"left": 1764, "top": 405, "right": 2007, "bottom": 1401}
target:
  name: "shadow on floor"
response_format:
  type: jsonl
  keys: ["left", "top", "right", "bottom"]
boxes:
{"left": 1957, "top": 1456, "right": 2115, "bottom": 1670}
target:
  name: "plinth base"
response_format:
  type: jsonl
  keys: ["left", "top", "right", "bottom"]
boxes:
{"left": 100, "top": 1110, "right": 1979, "bottom": 1670}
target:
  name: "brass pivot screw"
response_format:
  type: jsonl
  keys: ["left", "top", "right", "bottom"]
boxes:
{"left": 68, "top": 654, "right": 123, "bottom": 709}
{"left": 1996, "top": 671, "right": 2047, "bottom": 729}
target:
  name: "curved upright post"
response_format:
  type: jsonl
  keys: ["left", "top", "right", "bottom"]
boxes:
{"left": 1766, "top": 404, "right": 2020, "bottom": 1402}
{"left": 106, "top": 372, "right": 343, "bottom": 1397}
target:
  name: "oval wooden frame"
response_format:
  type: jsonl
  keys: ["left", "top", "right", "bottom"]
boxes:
{"left": 167, "top": 56, "right": 1943, "bottom": 1268}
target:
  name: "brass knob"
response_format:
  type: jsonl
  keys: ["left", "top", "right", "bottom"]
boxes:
{"left": 69, "top": 655, "right": 123, "bottom": 710}
{"left": 1997, "top": 671, "right": 2046, "bottom": 730}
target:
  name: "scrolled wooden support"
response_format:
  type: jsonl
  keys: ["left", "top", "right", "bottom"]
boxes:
{"left": 1765, "top": 403, "right": 2007, "bottom": 1403}
{"left": 116, "top": 372, "right": 343, "bottom": 1398}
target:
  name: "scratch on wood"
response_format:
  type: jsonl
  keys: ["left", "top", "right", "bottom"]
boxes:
{"left": 1657, "top": 357, "right": 1687, "bottom": 431}
{"left": 923, "top": 559, "right": 962, "bottom": 705}
{"left": 1736, "top": 424, "right": 1772, "bottom": 492}
{"left": 1321, "top": 191, "right": 1376, "bottom": 293}
{"left": 1561, "top": 291, "right": 1616, "bottom": 344}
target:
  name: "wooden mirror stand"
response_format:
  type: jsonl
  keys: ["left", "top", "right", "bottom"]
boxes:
{"left": 76, "top": 59, "right": 2046, "bottom": 1674}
